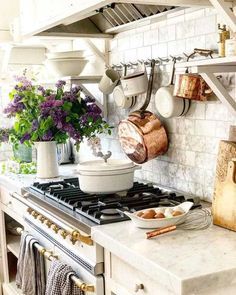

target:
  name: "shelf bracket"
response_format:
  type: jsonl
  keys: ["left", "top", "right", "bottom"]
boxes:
{"left": 84, "top": 39, "right": 107, "bottom": 64}
{"left": 198, "top": 67, "right": 236, "bottom": 115}
{"left": 209, "top": 0, "right": 236, "bottom": 32}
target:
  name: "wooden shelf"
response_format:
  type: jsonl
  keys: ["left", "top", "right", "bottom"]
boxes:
{"left": 176, "top": 56, "right": 236, "bottom": 68}
{"left": 6, "top": 235, "right": 21, "bottom": 258}
{"left": 175, "top": 56, "right": 236, "bottom": 116}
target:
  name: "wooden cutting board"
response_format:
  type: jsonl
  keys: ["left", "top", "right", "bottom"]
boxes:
{"left": 213, "top": 159, "right": 236, "bottom": 231}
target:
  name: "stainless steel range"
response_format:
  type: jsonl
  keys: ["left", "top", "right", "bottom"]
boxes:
{"left": 11, "top": 178, "right": 201, "bottom": 294}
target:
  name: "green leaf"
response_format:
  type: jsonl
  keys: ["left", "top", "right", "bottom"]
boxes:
{"left": 62, "top": 101, "right": 72, "bottom": 112}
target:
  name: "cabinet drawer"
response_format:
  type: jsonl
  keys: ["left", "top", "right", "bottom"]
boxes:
{"left": 110, "top": 254, "right": 172, "bottom": 295}
{"left": 0, "top": 187, "right": 27, "bottom": 217}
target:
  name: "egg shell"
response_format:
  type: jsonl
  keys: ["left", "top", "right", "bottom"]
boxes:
{"left": 173, "top": 206, "right": 185, "bottom": 213}
{"left": 164, "top": 208, "right": 174, "bottom": 218}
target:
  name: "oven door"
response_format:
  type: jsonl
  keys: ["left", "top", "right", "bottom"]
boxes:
{"left": 24, "top": 217, "right": 105, "bottom": 295}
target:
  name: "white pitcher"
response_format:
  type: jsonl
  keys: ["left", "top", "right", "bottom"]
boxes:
{"left": 35, "top": 141, "right": 59, "bottom": 178}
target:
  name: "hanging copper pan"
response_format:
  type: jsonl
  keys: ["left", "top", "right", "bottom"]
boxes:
{"left": 118, "top": 60, "right": 168, "bottom": 164}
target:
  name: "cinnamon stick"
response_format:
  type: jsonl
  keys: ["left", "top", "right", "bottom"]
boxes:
{"left": 146, "top": 225, "right": 177, "bottom": 239}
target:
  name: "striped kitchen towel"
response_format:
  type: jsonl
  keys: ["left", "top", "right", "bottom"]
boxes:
{"left": 16, "top": 232, "right": 46, "bottom": 295}
{"left": 45, "top": 259, "right": 84, "bottom": 295}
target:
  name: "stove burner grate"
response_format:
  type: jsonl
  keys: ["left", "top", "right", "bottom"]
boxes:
{"left": 29, "top": 178, "right": 201, "bottom": 225}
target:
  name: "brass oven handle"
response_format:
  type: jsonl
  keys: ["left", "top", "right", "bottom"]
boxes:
{"left": 17, "top": 227, "right": 95, "bottom": 293}
{"left": 71, "top": 230, "right": 93, "bottom": 246}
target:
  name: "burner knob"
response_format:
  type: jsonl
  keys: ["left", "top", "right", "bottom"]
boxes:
{"left": 27, "top": 207, "right": 33, "bottom": 214}
{"left": 51, "top": 224, "right": 60, "bottom": 234}
{"left": 60, "top": 230, "right": 68, "bottom": 239}
{"left": 38, "top": 215, "right": 46, "bottom": 223}
{"left": 32, "top": 211, "right": 39, "bottom": 219}
{"left": 45, "top": 220, "right": 53, "bottom": 228}
{"left": 134, "top": 283, "right": 144, "bottom": 292}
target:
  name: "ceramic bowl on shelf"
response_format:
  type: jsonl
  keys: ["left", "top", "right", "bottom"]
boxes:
{"left": 124, "top": 201, "right": 193, "bottom": 229}
{"left": 46, "top": 50, "right": 85, "bottom": 59}
{"left": 45, "top": 58, "right": 88, "bottom": 76}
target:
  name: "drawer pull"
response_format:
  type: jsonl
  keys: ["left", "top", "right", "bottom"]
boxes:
{"left": 134, "top": 283, "right": 144, "bottom": 292}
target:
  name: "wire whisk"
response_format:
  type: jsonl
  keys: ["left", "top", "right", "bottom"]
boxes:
{"left": 146, "top": 208, "right": 212, "bottom": 239}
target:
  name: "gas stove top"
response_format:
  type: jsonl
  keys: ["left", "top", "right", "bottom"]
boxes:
{"left": 24, "top": 178, "right": 201, "bottom": 225}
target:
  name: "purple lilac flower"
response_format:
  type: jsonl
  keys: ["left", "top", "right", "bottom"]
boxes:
{"left": 63, "top": 92, "right": 77, "bottom": 102}
{"left": 40, "top": 99, "right": 64, "bottom": 117}
{"left": 14, "top": 75, "right": 32, "bottom": 91}
{"left": 20, "top": 133, "right": 31, "bottom": 144}
{"left": 71, "top": 86, "right": 82, "bottom": 94}
{"left": 55, "top": 80, "right": 66, "bottom": 89}
{"left": 13, "top": 94, "right": 23, "bottom": 103}
{"left": 32, "top": 119, "right": 39, "bottom": 131}
{"left": 80, "top": 112, "right": 101, "bottom": 125}
{"left": 38, "top": 85, "right": 46, "bottom": 95}
{"left": 42, "top": 130, "right": 53, "bottom": 141}
{"left": 0, "top": 129, "right": 10, "bottom": 142}
{"left": 4, "top": 101, "right": 25, "bottom": 116}
{"left": 87, "top": 103, "right": 102, "bottom": 114}
{"left": 51, "top": 109, "right": 67, "bottom": 129}
{"left": 84, "top": 96, "right": 95, "bottom": 103}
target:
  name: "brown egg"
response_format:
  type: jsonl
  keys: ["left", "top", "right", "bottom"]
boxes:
{"left": 141, "top": 209, "right": 156, "bottom": 219}
{"left": 172, "top": 210, "right": 183, "bottom": 217}
{"left": 154, "top": 212, "right": 165, "bottom": 219}
{"left": 136, "top": 211, "right": 144, "bottom": 217}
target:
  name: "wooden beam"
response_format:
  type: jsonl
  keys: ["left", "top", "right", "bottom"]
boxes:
{"left": 209, "top": 0, "right": 236, "bottom": 32}
{"left": 201, "top": 72, "right": 236, "bottom": 115}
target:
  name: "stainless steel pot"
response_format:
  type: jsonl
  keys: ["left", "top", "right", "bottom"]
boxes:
{"left": 77, "top": 156, "right": 140, "bottom": 194}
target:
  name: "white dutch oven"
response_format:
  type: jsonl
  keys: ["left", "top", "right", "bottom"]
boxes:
{"left": 77, "top": 159, "right": 140, "bottom": 194}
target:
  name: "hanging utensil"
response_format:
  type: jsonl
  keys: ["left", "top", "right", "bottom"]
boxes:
{"left": 154, "top": 57, "right": 190, "bottom": 118}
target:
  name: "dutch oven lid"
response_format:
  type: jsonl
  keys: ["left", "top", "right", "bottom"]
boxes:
{"left": 78, "top": 159, "right": 135, "bottom": 172}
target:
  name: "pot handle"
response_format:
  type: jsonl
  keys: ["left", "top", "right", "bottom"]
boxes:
{"left": 140, "top": 119, "right": 161, "bottom": 134}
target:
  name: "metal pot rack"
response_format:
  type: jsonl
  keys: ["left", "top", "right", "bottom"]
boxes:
{"left": 110, "top": 49, "right": 214, "bottom": 70}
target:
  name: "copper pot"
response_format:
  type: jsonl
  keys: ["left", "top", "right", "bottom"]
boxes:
{"left": 174, "top": 73, "right": 212, "bottom": 101}
{"left": 118, "top": 110, "right": 168, "bottom": 164}
{"left": 118, "top": 60, "right": 168, "bottom": 164}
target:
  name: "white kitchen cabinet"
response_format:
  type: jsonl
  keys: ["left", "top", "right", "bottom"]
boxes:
{"left": 104, "top": 250, "right": 174, "bottom": 295}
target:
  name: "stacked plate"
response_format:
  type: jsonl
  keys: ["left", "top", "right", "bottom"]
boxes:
{"left": 45, "top": 50, "right": 88, "bottom": 76}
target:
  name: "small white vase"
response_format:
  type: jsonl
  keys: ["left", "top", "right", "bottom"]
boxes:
{"left": 35, "top": 141, "right": 59, "bottom": 178}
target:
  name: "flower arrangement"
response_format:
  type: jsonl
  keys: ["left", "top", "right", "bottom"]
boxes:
{"left": 3, "top": 75, "right": 112, "bottom": 149}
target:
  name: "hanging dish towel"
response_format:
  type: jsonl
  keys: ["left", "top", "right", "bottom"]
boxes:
{"left": 45, "top": 259, "right": 84, "bottom": 295}
{"left": 16, "top": 232, "right": 46, "bottom": 295}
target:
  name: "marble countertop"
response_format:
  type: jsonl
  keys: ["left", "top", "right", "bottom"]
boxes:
{"left": 92, "top": 220, "right": 236, "bottom": 295}
{"left": 0, "top": 164, "right": 78, "bottom": 193}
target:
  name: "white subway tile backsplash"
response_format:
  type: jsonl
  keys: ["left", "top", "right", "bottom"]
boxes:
{"left": 159, "top": 25, "right": 176, "bottom": 43}
{"left": 195, "top": 120, "right": 216, "bottom": 137}
{"left": 137, "top": 46, "right": 151, "bottom": 60}
{"left": 130, "top": 33, "right": 143, "bottom": 49}
{"left": 185, "top": 35, "right": 206, "bottom": 53}
{"left": 185, "top": 9, "right": 205, "bottom": 21}
{"left": 144, "top": 30, "right": 158, "bottom": 46}
{"left": 195, "top": 15, "right": 217, "bottom": 35}
{"left": 168, "top": 40, "right": 186, "bottom": 56}
{"left": 118, "top": 37, "right": 130, "bottom": 51}
{"left": 152, "top": 43, "right": 168, "bottom": 58}
{"left": 176, "top": 20, "right": 195, "bottom": 39}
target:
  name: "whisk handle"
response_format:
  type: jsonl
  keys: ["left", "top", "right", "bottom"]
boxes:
{"left": 146, "top": 225, "right": 177, "bottom": 239}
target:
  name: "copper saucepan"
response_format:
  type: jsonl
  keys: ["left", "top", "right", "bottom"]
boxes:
{"left": 118, "top": 60, "right": 168, "bottom": 164}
